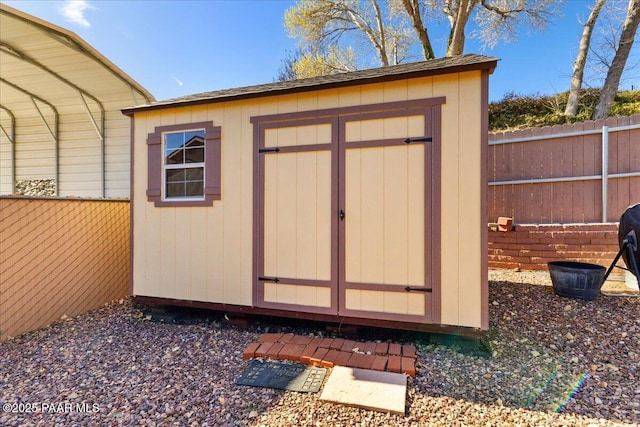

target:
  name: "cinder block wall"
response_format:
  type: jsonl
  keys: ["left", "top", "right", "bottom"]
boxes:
{"left": 488, "top": 223, "right": 622, "bottom": 272}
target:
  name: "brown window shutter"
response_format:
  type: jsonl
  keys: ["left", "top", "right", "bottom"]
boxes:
{"left": 146, "top": 122, "right": 221, "bottom": 207}
{"left": 205, "top": 125, "right": 222, "bottom": 199}
{"left": 146, "top": 131, "right": 162, "bottom": 203}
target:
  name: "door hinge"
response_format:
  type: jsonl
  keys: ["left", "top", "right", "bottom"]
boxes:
{"left": 404, "top": 286, "right": 432, "bottom": 293}
{"left": 258, "top": 147, "right": 280, "bottom": 154}
{"left": 404, "top": 137, "right": 432, "bottom": 144}
{"left": 258, "top": 276, "right": 280, "bottom": 283}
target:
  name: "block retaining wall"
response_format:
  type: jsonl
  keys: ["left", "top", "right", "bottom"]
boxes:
{"left": 488, "top": 223, "right": 623, "bottom": 273}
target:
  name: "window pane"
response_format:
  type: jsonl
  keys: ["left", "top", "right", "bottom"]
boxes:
{"left": 184, "top": 130, "right": 205, "bottom": 147}
{"left": 166, "top": 169, "right": 185, "bottom": 182}
{"left": 185, "top": 147, "right": 204, "bottom": 163}
{"left": 166, "top": 182, "right": 184, "bottom": 198}
{"left": 165, "top": 133, "right": 184, "bottom": 151}
{"left": 186, "top": 181, "right": 204, "bottom": 197}
{"left": 186, "top": 167, "right": 204, "bottom": 180}
{"left": 163, "top": 129, "right": 206, "bottom": 200}
{"left": 166, "top": 148, "right": 184, "bottom": 165}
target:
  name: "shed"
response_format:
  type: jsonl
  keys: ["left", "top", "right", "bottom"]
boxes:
{"left": 123, "top": 54, "right": 497, "bottom": 333}
{"left": 0, "top": 4, "right": 154, "bottom": 197}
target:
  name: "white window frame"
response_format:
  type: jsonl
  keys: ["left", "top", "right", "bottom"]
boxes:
{"left": 161, "top": 128, "right": 206, "bottom": 201}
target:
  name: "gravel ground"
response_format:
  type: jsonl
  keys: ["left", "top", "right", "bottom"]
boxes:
{"left": 1, "top": 270, "right": 639, "bottom": 426}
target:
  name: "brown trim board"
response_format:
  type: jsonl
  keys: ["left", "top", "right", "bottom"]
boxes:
{"left": 133, "top": 295, "right": 486, "bottom": 338}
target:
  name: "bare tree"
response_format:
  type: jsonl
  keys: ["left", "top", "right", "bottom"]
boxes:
{"left": 434, "top": 0, "right": 561, "bottom": 56}
{"left": 282, "top": 0, "right": 562, "bottom": 79}
{"left": 593, "top": 0, "right": 640, "bottom": 119}
{"left": 399, "top": 0, "right": 436, "bottom": 59}
{"left": 284, "top": 0, "right": 414, "bottom": 68}
{"left": 565, "top": 0, "right": 607, "bottom": 117}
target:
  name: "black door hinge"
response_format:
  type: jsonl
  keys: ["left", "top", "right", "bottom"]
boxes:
{"left": 404, "top": 137, "right": 432, "bottom": 144}
{"left": 404, "top": 286, "right": 433, "bottom": 293}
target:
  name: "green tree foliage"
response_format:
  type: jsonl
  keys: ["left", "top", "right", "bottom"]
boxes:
{"left": 489, "top": 89, "right": 640, "bottom": 132}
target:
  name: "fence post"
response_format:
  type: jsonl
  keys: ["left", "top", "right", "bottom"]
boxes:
{"left": 602, "top": 125, "right": 609, "bottom": 222}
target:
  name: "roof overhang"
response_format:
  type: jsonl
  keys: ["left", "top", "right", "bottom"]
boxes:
{"left": 123, "top": 54, "right": 498, "bottom": 116}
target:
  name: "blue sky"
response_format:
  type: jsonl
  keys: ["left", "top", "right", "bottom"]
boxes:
{"left": 4, "top": 0, "right": 638, "bottom": 102}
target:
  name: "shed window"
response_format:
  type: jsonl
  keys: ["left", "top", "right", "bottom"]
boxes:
{"left": 146, "top": 122, "right": 221, "bottom": 207}
{"left": 164, "top": 130, "right": 205, "bottom": 199}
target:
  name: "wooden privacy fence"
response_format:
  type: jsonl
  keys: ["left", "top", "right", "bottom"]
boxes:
{"left": 0, "top": 197, "right": 129, "bottom": 340}
{"left": 488, "top": 114, "right": 640, "bottom": 224}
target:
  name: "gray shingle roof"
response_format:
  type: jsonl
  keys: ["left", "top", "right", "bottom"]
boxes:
{"left": 122, "top": 54, "right": 497, "bottom": 115}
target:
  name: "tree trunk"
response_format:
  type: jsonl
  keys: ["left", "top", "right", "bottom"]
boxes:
{"left": 401, "top": 0, "right": 435, "bottom": 59}
{"left": 593, "top": 0, "right": 640, "bottom": 119}
{"left": 370, "top": 0, "right": 390, "bottom": 66}
{"left": 565, "top": 0, "right": 607, "bottom": 117}
{"left": 446, "top": 0, "right": 477, "bottom": 56}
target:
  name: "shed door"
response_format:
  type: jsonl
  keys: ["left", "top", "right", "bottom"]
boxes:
{"left": 255, "top": 103, "right": 436, "bottom": 323}
{"left": 255, "top": 118, "right": 338, "bottom": 314}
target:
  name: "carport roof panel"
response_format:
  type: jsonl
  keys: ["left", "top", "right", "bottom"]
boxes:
{"left": 123, "top": 54, "right": 498, "bottom": 115}
{"left": 0, "top": 3, "right": 155, "bottom": 111}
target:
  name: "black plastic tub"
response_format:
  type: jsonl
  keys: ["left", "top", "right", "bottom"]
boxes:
{"left": 547, "top": 261, "right": 606, "bottom": 300}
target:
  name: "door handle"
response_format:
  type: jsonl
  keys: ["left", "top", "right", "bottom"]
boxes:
{"left": 339, "top": 209, "right": 345, "bottom": 221}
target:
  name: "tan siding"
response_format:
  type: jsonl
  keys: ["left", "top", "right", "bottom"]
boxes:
{"left": 432, "top": 72, "right": 484, "bottom": 328}
{"left": 383, "top": 146, "right": 409, "bottom": 285}
{"left": 433, "top": 74, "right": 460, "bottom": 326}
{"left": 457, "top": 73, "right": 483, "bottom": 327}
{"left": 264, "top": 283, "right": 331, "bottom": 308}
{"left": 263, "top": 150, "right": 332, "bottom": 283}
{"left": 407, "top": 145, "right": 425, "bottom": 286}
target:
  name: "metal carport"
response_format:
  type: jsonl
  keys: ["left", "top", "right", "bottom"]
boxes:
{"left": 0, "top": 3, "right": 154, "bottom": 197}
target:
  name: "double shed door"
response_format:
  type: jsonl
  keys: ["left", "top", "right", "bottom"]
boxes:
{"left": 254, "top": 101, "right": 439, "bottom": 323}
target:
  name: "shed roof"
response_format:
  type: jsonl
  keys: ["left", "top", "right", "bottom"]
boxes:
{"left": 0, "top": 3, "right": 154, "bottom": 117}
{"left": 122, "top": 54, "right": 497, "bottom": 115}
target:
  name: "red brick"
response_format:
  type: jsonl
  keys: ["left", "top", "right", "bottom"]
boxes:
{"left": 291, "top": 335, "right": 313, "bottom": 345}
{"left": 280, "top": 343, "right": 305, "bottom": 361}
{"left": 387, "top": 355, "right": 402, "bottom": 373}
{"left": 279, "top": 334, "right": 294, "bottom": 343}
{"left": 320, "top": 359, "right": 334, "bottom": 368}
{"left": 371, "top": 355, "right": 387, "bottom": 371}
{"left": 346, "top": 352, "right": 363, "bottom": 369}
{"left": 266, "top": 343, "right": 284, "bottom": 359}
{"left": 401, "top": 344, "right": 416, "bottom": 358}
{"left": 321, "top": 350, "right": 341, "bottom": 368}
{"left": 358, "top": 354, "right": 376, "bottom": 370}
{"left": 388, "top": 343, "right": 402, "bottom": 355}
{"left": 319, "top": 338, "right": 334, "bottom": 349}
{"left": 258, "top": 333, "right": 283, "bottom": 343}
{"left": 242, "top": 342, "right": 260, "bottom": 359}
{"left": 375, "top": 342, "right": 389, "bottom": 355}
{"left": 362, "top": 342, "right": 377, "bottom": 354}
{"left": 310, "top": 348, "right": 329, "bottom": 366}
{"left": 341, "top": 340, "right": 358, "bottom": 352}
{"left": 401, "top": 357, "right": 416, "bottom": 377}
{"left": 334, "top": 351, "right": 353, "bottom": 367}
{"left": 254, "top": 342, "right": 273, "bottom": 358}
{"left": 300, "top": 343, "right": 320, "bottom": 364}
{"left": 330, "top": 338, "right": 345, "bottom": 350}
